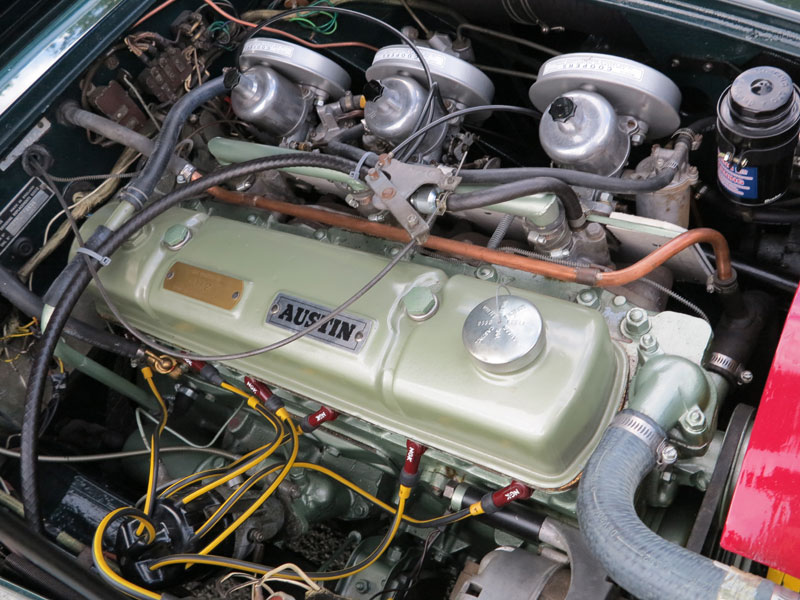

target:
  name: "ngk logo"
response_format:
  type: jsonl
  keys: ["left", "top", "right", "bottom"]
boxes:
{"left": 505, "top": 489, "right": 521, "bottom": 501}
{"left": 406, "top": 447, "right": 415, "bottom": 463}
{"left": 245, "top": 381, "right": 257, "bottom": 394}
{"left": 314, "top": 410, "right": 328, "bottom": 423}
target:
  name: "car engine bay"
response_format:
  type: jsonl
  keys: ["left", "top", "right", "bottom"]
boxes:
{"left": 1, "top": 1, "right": 800, "bottom": 599}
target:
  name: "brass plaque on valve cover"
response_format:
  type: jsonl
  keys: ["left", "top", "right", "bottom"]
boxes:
{"left": 163, "top": 262, "right": 243, "bottom": 310}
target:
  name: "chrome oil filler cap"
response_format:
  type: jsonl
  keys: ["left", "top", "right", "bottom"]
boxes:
{"left": 462, "top": 295, "right": 545, "bottom": 374}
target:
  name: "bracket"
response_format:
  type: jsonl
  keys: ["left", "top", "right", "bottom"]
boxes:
{"left": 364, "top": 154, "right": 461, "bottom": 242}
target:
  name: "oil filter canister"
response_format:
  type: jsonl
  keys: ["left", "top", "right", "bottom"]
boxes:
{"left": 716, "top": 66, "right": 800, "bottom": 205}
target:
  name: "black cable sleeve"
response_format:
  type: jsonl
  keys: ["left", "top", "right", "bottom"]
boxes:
{"left": 42, "top": 226, "right": 111, "bottom": 306}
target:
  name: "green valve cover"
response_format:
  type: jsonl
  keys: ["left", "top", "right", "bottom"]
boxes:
{"left": 80, "top": 206, "right": 626, "bottom": 489}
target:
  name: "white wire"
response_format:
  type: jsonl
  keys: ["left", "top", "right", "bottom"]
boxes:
{"left": 220, "top": 563, "right": 320, "bottom": 597}
{"left": 0, "top": 445, "right": 238, "bottom": 462}
{"left": 135, "top": 397, "right": 246, "bottom": 450}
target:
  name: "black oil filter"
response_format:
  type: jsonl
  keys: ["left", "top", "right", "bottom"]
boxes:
{"left": 716, "top": 66, "right": 800, "bottom": 205}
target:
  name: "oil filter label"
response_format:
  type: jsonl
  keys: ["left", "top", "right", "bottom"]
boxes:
{"left": 718, "top": 157, "right": 757, "bottom": 200}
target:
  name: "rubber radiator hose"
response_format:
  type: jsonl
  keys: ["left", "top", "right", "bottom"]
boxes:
{"left": 577, "top": 410, "right": 799, "bottom": 600}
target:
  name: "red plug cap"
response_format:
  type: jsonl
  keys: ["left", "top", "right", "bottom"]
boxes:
{"left": 183, "top": 359, "right": 223, "bottom": 385}
{"left": 490, "top": 481, "right": 532, "bottom": 509}
{"left": 183, "top": 359, "right": 207, "bottom": 372}
{"left": 402, "top": 440, "right": 427, "bottom": 477}
{"left": 300, "top": 406, "right": 339, "bottom": 433}
{"left": 244, "top": 376, "right": 273, "bottom": 402}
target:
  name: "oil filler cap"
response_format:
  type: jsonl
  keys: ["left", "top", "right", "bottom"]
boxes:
{"left": 462, "top": 296, "right": 545, "bottom": 374}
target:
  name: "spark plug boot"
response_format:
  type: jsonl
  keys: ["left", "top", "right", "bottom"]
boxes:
{"left": 300, "top": 406, "right": 339, "bottom": 433}
{"left": 183, "top": 359, "right": 223, "bottom": 386}
{"left": 243, "top": 376, "right": 284, "bottom": 413}
{"left": 475, "top": 481, "right": 533, "bottom": 515}
{"left": 399, "top": 440, "right": 427, "bottom": 489}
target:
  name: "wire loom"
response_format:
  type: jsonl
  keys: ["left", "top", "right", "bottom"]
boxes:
{"left": 92, "top": 374, "right": 479, "bottom": 599}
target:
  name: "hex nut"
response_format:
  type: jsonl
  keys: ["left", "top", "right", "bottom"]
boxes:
{"left": 162, "top": 224, "right": 191, "bottom": 250}
{"left": 402, "top": 287, "right": 438, "bottom": 321}
{"left": 638, "top": 334, "right": 659, "bottom": 353}
{"left": 682, "top": 407, "right": 707, "bottom": 435}
{"left": 576, "top": 289, "right": 600, "bottom": 309}
{"left": 623, "top": 307, "right": 651, "bottom": 336}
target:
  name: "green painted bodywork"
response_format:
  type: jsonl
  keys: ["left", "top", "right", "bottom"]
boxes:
{"left": 80, "top": 204, "right": 627, "bottom": 489}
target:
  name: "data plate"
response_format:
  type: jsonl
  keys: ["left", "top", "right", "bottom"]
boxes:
{"left": 267, "top": 293, "right": 372, "bottom": 352}
{"left": 0, "top": 177, "right": 53, "bottom": 255}
{"left": 163, "top": 262, "right": 243, "bottom": 310}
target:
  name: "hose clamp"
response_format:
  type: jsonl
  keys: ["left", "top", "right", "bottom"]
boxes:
{"left": 610, "top": 410, "right": 666, "bottom": 454}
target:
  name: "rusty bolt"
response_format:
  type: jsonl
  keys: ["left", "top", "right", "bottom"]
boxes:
{"left": 381, "top": 188, "right": 396, "bottom": 200}
{"left": 368, "top": 170, "right": 379, "bottom": 180}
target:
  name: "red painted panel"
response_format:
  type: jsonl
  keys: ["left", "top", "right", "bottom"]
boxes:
{"left": 721, "top": 285, "right": 800, "bottom": 577}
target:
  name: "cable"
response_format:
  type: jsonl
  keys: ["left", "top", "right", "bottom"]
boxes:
{"left": 140, "top": 368, "right": 168, "bottom": 527}
{"left": 201, "top": 0, "right": 379, "bottom": 52}
{"left": 92, "top": 507, "right": 160, "bottom": 600}
{"left": 455, "top": 23, "right": 560, "bottom": 57}
{"left": 45, "top": 171, "right": 139, "bottom": 183}
{"left": 0, "top": 445, "right": 237, "bottom": 462}
{"left": 180, "top": 412, "right": 283, "bottom": 505}
{"left": 194, "top": 411, "right": 298, "bottom": 557}
{"left": 390, "top": 104, "right": 542, "bottom": 158}
{"left": 401, "top": 0, "right": 431, "bottom": 37}
{"left": 85, "top": 219, "right": 419, "bottom": 362}
{"left": 498, "top": 247, "right": 711, "bottom": 323}
{"left": 135, "top": 396, "right": 246, "bottom": 449}
{"left": 20, "top": 154, "right": 363, "bottom": 532}
{"left": 151, "top": 484, "right": 406, "bottom": 581}
{"left": 194, "top": 462, "right": 284, "bottom": 537}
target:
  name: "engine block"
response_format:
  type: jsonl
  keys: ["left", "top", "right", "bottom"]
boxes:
{"left": 81, "top": 205, "right": 627, "bottom": 489}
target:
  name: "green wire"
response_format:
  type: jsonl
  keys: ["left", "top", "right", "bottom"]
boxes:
{"left": 288, "top": 0, "right": 338, "bottom": 35}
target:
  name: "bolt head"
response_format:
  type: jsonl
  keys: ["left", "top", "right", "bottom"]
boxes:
{"left": 623, "top": 307, "right": 651, "bottom": 336}
{"left": 577, "top": 289, "right": 599, "bottom": 308}
{"left": 660, "top": 444, "right": 678, "bottom": 465}
{"left": 381, "top": 188, "right": 396, "bottom": 199}
{"left": 612, "top": 295, "right": 627, "bottom": 307}
{"left": 739, "top": 370, "right": 754, "bottom": 384}
{"left": 314, "top": 230, "right": 327, "bottom": 240}
{"left": 684, "top": 407, "right": 706, "bottom": 433}
{"left": 402, "top": 287, "right": 438, "bottom": 319}
{"left": 476, "top": 265, "right": 496, "bottom": 281}
{"left": 548, "top": 96, "right": 576, "bottom": 122}
{"left": 639, "top": 334, "right": 659, "bottom": 352}
{"left": 162, "top": 224, "right": 191, "bottom": 250}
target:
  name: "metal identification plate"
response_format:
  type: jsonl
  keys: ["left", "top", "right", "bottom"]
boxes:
{"left": 163, "top": 262, "right": 243, "bottom": 310}
{"left": 267, "top": 293, "right": 372, "bottom": 352}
